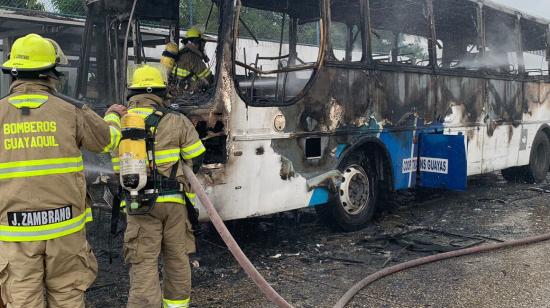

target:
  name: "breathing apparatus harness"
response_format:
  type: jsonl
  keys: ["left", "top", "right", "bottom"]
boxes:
{"left": 120, "top": 105, "right": 180, "bottom": 215}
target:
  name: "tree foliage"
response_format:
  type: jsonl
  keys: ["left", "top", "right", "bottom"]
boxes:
{"left": 51, "top": 0, "right": 85, "bottom": 16}
{"left": 2, "top": 0, "right": 44, "bottom": 10}
{"left": 179, "top": 0, "right": 220, "bottom": 33}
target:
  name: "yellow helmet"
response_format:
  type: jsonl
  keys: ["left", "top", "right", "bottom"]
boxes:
{"left": 128, "top": 64, "right": 167, "bottom": 90}
{"left": 2, "top": 34, "right": 57, "bottom": 72}
{"left": 184, "top": 27, "right": 204, "bottom": 40}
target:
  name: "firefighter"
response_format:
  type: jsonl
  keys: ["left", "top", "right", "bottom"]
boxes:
{"left": 0, "top": 33, "right": 126, "bottom": 307}
{"left": 168, "top": 26, "right": 214, "bottom": 94}
{"left": 116, "top": 64, "right": 206, "bottom": 308}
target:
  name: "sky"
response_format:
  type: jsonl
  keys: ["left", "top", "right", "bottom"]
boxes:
{"left": 493, "top": 0, "right": 550, "bottom": 19}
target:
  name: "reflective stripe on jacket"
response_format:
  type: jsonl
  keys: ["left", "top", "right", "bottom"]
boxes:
{"left": 0, "top": 208, "right": 93, "bottom": 242}
{"left": 0, "top": 79, "right": 121, "bottom": 241}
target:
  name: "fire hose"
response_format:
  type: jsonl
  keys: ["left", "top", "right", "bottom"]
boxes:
{"left": 0, "top": 167, "right": 545, "bottom": 308}
{"left": 181, "top": 164, "right": 293, "bottom": 308}
{"left": 183, "top": 163, "right": 550, "bottom": 308}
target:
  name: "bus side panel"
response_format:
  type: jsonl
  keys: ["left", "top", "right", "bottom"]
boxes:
{"left": 379, "top": 130, "right": 417, "bottom": 190}
{"left": 197, "top": 138, "right": 315, "bottom": 221}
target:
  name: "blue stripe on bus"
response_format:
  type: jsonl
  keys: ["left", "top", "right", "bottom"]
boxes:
{"left": 335, "top": 144, "right": 348, "bottom": 158}
{"left": 308, "top": 187, "right": 329, "bottom": 207}
{"left": 379, "top": 129, "right": 416, "bottom": 190}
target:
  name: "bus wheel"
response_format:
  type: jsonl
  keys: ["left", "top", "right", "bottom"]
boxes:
{"left": 316, "top": 156, "right": 378, "bottom": 232}
{"left": 502, "top": 132, "right": 550, "bottom": 183}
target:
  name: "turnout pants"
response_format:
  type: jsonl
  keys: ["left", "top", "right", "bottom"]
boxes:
{"left": 0, "top": 230, "right": 97, "bottom": 308}
{"left": 124, "top": 202, "right": 196, "bottom": 308}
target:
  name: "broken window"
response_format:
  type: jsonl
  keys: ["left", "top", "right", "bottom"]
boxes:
{"left": 521, "top": 18, "right": 548, "bottom": 77}
{"left": 434, "top": 0, "right": 481, "bottom": 70}
{"left": 234, "top": 0, "right": 322, "bottom": 106}
{"left": 369, "top": 0, "right": 430, "bottom": 67}
{"left": 483, "top": 7, "right": 521, "bottom": 75}
{"left": 330, "top": 0, "right": 363, "bottom": 62}
{"left": 166, "top": 0, "right": 221, "bottom": 107}
{"left": 297, "top": 19, "right": 321, "bottom": 63}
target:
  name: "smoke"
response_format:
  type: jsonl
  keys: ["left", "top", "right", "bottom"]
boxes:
{"left": 84, "top": 162, "right": 115, "bottom": 176}
{"left": 454, "top": 13, "right": 519, "bottom": 72}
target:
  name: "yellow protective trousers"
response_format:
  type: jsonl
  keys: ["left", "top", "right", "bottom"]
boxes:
{"left": 124, "top": 202, "right": 195, "bottom": 308}
{"left": 0, "top": 230, "right": 97, "bottom": 308}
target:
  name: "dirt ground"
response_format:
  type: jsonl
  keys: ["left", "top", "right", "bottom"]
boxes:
{"left": 86, "top": 173, "right": 550, "bottom": 308}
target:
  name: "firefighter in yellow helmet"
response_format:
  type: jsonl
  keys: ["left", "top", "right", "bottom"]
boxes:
{"left": 166, "top": 26, "right": 214, "bottom": 95}
{"left": 112, "top": 64, "right": 205, "bottom": 308}
{"left": 0, "top": 33, "right": 126, "bottom": 307}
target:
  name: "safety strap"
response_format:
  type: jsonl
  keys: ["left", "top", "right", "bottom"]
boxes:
{"left": 144, "top": 105, "right": 174, "bottom": 130}
{"left": 144, "top": 106, "right": 181, "bottom": 198}
{"left": 169, "top": 160, "right": 178, "bottom": 180}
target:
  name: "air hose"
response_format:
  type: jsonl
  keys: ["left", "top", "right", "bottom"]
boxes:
{"left": 183, "top": 164, "right": 550, "bottom": 308}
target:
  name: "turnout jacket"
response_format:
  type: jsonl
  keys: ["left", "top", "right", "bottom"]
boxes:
{"left": 111, "top": 93, "right": 206, "bottom": 205}
{"left": 0, "top": 79, "right": 121, "bottom": 242}
{"left": 172, "top": 45, "right": 213, "bottom": 91}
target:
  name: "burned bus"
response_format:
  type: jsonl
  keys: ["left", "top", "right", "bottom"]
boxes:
{"left": 79, "top": 0, "right": 550, "bottom": 231}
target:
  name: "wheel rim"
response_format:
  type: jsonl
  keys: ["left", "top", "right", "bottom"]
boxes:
{"left": 339, "top": 165, "right": 370, "bottom": 215}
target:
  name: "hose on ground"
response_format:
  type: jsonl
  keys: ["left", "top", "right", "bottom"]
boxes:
{"left": 182, "top": 164, "right": 293, "bottom": 308}
{"left": 183, "top": 163, "right": 550, "bottom": 308}
{"left": 333, "top": 232, "right": 550, "bottom": 308}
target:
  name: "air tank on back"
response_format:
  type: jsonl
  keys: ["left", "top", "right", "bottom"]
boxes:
{"left": 119, "top": 112, "right": 148, "bottom": 210}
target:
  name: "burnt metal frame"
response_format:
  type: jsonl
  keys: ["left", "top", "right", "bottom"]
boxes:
{"left": 76, "top": 0, "right": 183, "bottom": 106}
{"left": 233, "top": 0, "right": 549, "bottom": 107}
{"left": 329, "top": 0, "right": 547, "bottom": 78}
{"left": 329, "top": 0, "right": 550, "bottom": 81}
{"left": 231, "top": 0, "right": 328, "bottom": 107}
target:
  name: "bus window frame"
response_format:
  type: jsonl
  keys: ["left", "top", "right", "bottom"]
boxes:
{"left": 364, "top": 0, "right": 435, "bottom": 69}
{"left": 231, "top": 0, "right": 327, "bottom": 107}
{"left": 327, "top": 0, "right": 366, "bottom": 63}
{"left": 433, "top": 1, "right": 547, "bottom": 83}
{"left": 232, "top": 0, "right": 550, "bottom": 108}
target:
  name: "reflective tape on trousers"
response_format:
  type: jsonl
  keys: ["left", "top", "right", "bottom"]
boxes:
{"left": 163, "top": 298, "right": 190, "bottom": 308}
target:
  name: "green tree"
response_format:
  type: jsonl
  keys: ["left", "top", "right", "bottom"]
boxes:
{"left": 2, "top": 0, "right": 44, "bottom": 10}
{"left": 51, "top": 0, "right": 85, "bottom": 16}
{"left": 180, "top": 0, "right": 220, "bottom": 33}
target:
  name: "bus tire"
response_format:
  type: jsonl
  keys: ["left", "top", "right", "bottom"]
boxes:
{"left": 502, "top": 132, "right": 550, "bottom": 183}
{"left": 524, "top": 132, "right": 550, "bottom": 183}
{"left": 315, "top": 155, "right": 378, "bottom": 232}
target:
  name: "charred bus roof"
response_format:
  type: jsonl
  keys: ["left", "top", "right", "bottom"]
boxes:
{"left": 239, "top": 0, "right": 550, "bottom": 26}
